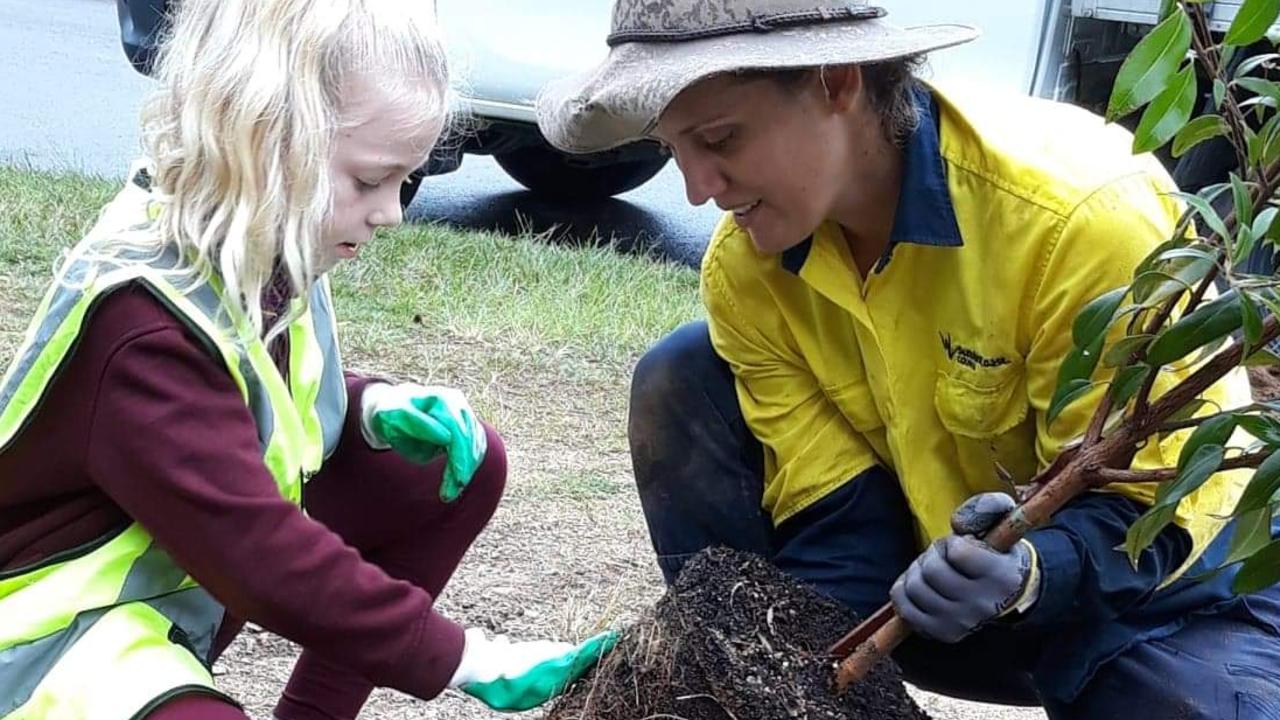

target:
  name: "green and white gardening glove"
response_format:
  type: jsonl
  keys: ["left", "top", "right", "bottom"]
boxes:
{"left": 448, "top": 627, "right": 620, "bottom": 711}
{"left": 360, "top": 382, "right": 487, "bottom": 502}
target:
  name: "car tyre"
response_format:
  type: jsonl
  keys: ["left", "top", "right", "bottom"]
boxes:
{"left": 494, "top": 142, "right": 668, "bottom": 200}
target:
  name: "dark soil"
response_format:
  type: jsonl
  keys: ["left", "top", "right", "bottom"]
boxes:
{"left": 546, "top": 547, "right": 931, "bottom": 720}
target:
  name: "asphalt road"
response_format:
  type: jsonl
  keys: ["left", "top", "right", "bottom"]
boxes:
{"left": 0, "top": 0, "right": 718, "bottom": 267}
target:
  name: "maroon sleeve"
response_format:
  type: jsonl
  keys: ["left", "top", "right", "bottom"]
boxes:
{"left": 82, "top": 289, "right": 464, "bottom": 699}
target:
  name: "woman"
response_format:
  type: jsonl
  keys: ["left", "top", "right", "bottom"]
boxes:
{"left": 538, "top": 1, "right": 1280, "bottom": 717}
{"left": 0, "top": 1, "right": 612, "bottom": 718}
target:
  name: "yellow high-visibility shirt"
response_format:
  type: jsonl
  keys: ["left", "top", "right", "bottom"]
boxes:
{"left": 701, "top": 84, "right": 1250, "bottom": 581}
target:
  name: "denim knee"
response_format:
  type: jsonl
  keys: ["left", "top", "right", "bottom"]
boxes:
{"left": 629, "top": 320, "right": 718, "bottom": 424}
{"left": 629, "top": 321, "right": 723, "bottom": 491}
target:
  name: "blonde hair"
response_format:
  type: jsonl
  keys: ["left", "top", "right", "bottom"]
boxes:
{"left": 97, "top": 0, "right": 450, "bottom": 341}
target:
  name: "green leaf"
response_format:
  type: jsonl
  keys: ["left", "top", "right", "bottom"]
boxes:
{"left": 1230, "top": 449, "right": 1280, "bottom": 515}
{"left": 1173, "top": 114, "right": 1231, "bottom": 157}
{"left": 1111, "top": 363, "right": 1152, "bottom": 407}
{"left": 1170, "top": 190, "right": 1233, "bottom": 243}
{"left": 1257, "top": 289, "right": 1280, "bottom": 324}
{"left": 1232, "top": 173, "right": 1256, "bottom": 229}
{"left": 1235, "top": 53, "right": 1280, "bottom": 79}
{"left": 1215, "top": 78, "right": 1229, "bottom": 110}
{"left": 1125, "top": 504, "right": 1181, "bottom": 566}
{"left": 1233, "top": 538, "right": 1280, "bottom": 594}
{"left": 1236, "top": 76, "right": 1280, "bottom": 108}
{"left": 1137, "top": 238, "right": 1193, "bottom": 276}
{"left": 1237, "top": 414, "right": 1280, "bottom": 445}
{"left": 1104, "top": 334, "right": 1156, "bottom": 367}
{"left": 1253, "top": 207, "right": 1280, "bottom": 243}
{"left": 1237, "top": 225, "right": 1260, "bottom": 267}
{"left": 1243, "top": 290, "right": 1265, "bottom": 345}
{"left": 1134, "top": 64, "right": 1199, "bottom": 153}
{"left": 1108, "top": 12, "right": 1194, "bottom": 120}
{"left": 1132, "top": 254, "right": 1216, "bottom": 306}
{"left": 1225, "top": 507, "right": 1276, "bottom": 565}
{"left": 1177, "top": 416, "right": 1237, "bottom": 471}
{"left": 1146, "top": 291, "right": 1244, "bottom": 367}
{"left": 1265, "top": 114, "right": 1280, "bottom": 167}
{"left": 1048, "top": 378, "right": 1094, "bottom": 426}
{"left": 1073, "top": 287, "right": 1128, "bottom": 348}
{"left": 1226, "top": 0, "right": 1280, "bottom": 46}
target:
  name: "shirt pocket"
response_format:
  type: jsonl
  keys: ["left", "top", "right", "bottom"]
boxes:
{"left": 934, "top": 361, "right": 1036, "bottom": 486}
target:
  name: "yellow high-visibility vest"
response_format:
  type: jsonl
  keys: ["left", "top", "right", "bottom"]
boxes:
{"left": 0, "top": 166, "right": 347, "bottom": 719}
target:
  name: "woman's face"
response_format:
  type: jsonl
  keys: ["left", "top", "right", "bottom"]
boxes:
{"left": 653, "top": 70, "right": 868, "bottom": 255}
{"left": 321, "top": 76, "right": 442, "bottom": 272}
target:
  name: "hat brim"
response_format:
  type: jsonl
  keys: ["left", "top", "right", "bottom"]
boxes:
{"left": 536, "top": 18, "right": 978, "bottom": 154}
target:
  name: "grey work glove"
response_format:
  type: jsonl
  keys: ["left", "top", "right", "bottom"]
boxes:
{"left": 890, "top": 492, "right": 1041, "bottom": 643}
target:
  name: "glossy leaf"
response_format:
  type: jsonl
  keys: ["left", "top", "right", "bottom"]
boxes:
{"left": 1137, "top": 238, "right": 1193, "bottom": 276}
{"left": 1232, "top": 539, "right": 1280, "bottom": 594}
{"left": 1176, "top": 416, "right": 1237, "bottom": 471}
{"left": 1132, "top": 255, "right": 1216, "bottom": 305}
{"left": 1125, "top": 504, "right": 1181, "bottom": 566}
{"left": 1048, "top": 378, "right": 1094, "bottom": 426}
{"left": 1215, "top": 78, "right": 1228, "bottom": 110}
{"left": 1225, "top": 507, "right": 1276, "bottom": 565}
{"left": 1235, "top": 226, "right": 1260, "bottom": 267}
{"left": 1108, "top": 12, "right": 1194, "bottom": 120}
{"left": 1232, "top": 173, "right": 1256, "bottom": 229}
{"left": 1146, "top": 292, "right": 1243, "bottom": 367}
{"left": 1134, "top": 64, "right": 1199, "bottom": 153}
{"left": 1169, "top": 191, "right": 1233, "bottom": 243}
{"left": 1225, "top": 0, "right": 1280, "bottom": 46}
{"left": 1073, "top": 287, "right": 1128, "bottom": 348}
{"left": 1111, "top": 364, "right": 1152, "bottom": 407}
{"left": 1104, "top": 334, "right": 1156, "bottom": 367}
{"left": 1173, "top": 114, "right": 1231, "bottom": 157}
{"left": 1229, "top": 449, "right": 1280, "bottom": 515}
{"left": 1236, "top": 76, "right": 1280, "bottom": 108}
{"left": 1243, "top": 290, "right": 1265, "bottom": 346}
{"left": 1235, "top": 53, "right": 1280, "bottom": 79}
{"left": 1237, "top": 414, "right": 1280, "bottom": 446}
{"left": 1253, "top": 207, "right": 1279, "bottom": 241}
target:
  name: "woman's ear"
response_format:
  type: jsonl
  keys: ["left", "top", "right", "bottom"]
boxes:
{"left": 821, "top": 64, "right": 864, "bottom": 113}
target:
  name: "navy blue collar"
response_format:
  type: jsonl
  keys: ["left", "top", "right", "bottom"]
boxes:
{"left": 782, "top": 85, "right": 963, "bottom": 276}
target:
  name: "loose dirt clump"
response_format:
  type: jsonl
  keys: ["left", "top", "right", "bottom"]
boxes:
{"left": 547, "top": 547, "right": 931, "bottom": 720}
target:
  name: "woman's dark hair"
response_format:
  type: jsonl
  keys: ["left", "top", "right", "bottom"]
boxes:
{"left": 733, "top": 55, "right": 926, "bottom": 146}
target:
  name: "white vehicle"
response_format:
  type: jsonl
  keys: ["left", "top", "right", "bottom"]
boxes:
{"left": 120, "top": 1, "right": 1263, "bottom": 206}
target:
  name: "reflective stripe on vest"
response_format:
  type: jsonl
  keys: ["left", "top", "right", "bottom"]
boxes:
{"left": 0, "top": 178, "right": 347, "bottom": 718}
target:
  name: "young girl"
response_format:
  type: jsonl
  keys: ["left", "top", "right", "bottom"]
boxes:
{"left": 0, "top": 1, "right": 612, "bottom": 718}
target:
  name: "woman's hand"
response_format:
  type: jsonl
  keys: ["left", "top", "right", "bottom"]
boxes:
{"left": 890, "top": 492, "right": 1041, "bottom": 642}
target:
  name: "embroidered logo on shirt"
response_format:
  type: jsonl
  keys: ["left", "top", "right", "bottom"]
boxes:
{"left": 940, "top": 332, "right": 1012, "bottom": 370}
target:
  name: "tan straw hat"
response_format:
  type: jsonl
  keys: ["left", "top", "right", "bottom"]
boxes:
{"left": 536, "top": 1, "right": 978, "bottom": 154}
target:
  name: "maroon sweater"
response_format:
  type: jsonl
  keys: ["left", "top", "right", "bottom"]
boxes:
{"left": 0, "top": 284, "right": 464, "bottom": 698}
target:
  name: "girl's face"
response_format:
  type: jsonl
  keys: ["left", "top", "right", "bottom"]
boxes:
{"left": 320, "top": 76, "right": 443, "bottom": 272}
{"left": 652, "top": 70, "right": 872, "bottom": 255}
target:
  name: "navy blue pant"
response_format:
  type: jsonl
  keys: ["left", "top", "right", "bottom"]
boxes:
{"left": 628, "top": 321, "right": 1280, "bottom": 718}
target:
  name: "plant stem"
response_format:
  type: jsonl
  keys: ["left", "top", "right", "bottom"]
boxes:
{"left": 1096, "top": 448, "right": 1272, "bottom": 483}
{"left": 1186, "top": 3, "right": 1251, "bottom": 173}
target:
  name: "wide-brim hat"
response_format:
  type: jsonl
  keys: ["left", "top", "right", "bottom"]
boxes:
{"left": 536, "top": 1, "right": 978, "bottom": 154}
